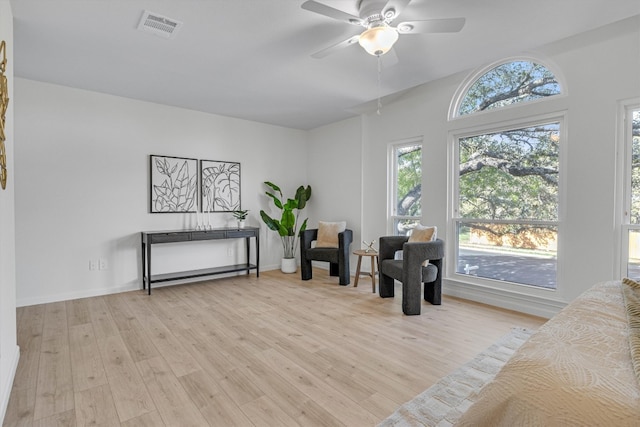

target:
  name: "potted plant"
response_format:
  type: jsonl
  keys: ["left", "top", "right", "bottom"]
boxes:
{"left": 260, "top": 181, "right": 312, "bottom": 273}
{"left": 232, "top": 209, "right": 249, "bottom": 228}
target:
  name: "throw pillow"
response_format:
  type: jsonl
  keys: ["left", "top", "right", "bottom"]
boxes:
{"left": 316, "top": 221, "right": 346, "bottom": 248}
{"left": 408, "top": 225, "right": 437, "bottom": 266}
{"left": 408, "top": 225, "right": 437, "bottom": 242}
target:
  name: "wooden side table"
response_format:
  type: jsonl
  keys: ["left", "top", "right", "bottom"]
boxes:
{"left": 353, "top": 249, "right": 378, "bottom": 292}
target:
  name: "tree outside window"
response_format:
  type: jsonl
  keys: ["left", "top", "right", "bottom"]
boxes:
{"left": 390, "top": 141, "right": 422, "bottom": 235}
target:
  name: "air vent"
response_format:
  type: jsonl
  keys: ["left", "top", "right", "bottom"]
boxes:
{"left": 137, "top": 10, "right": 182, "bottom": 39}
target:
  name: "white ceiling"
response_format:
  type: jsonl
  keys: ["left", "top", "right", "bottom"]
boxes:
{"left": 10, "top": 0, "right": 640, "bottom": 130}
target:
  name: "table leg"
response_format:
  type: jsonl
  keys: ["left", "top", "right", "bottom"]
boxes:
{"left": 354, "top": 255, "right": 362, "bottom": 287}
{"left": 245, "top": 237, "right": 250, "bottom": 275}
{"left": 146, "top": 241, "right": 152, "bottom": 295}
{"left": 141, "top": 240, "right": 146, "bottom": 290}
{"left": 370, "top": 256, "right": 377, "bottom": 293}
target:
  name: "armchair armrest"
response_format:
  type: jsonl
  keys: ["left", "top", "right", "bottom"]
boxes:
{"left": 301, "top": 229, "right": 319, "bottom": 254}
{"left": 379, "top": 236, "right": 409, "bottom": 262}
{"left": 402, "top": 239, "right": 445, "bottom": 268}
{"left": 338, "top": 229, "right": 353, "bottom": 250}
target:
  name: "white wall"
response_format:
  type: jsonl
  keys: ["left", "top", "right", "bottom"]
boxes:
{"left": 0, "top": 0, "right": 18, "bottom": 421}
{"left": 310, "top": 15, "right": 640, "bottom": 317}
{"left": 307, "top": 116, "right": 363, "bottom": 271}
{"left": 14, "top": 79, "right": 309, "bottom": 306}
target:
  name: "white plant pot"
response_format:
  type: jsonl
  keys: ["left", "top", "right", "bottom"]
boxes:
{"left": 281, "top": 257, "right": 297, "bottom": 274}
{"left": 237, "top": 220, "right": 245, "bottom": 228}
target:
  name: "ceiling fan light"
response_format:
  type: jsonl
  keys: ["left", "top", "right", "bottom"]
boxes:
{"left": 358, "top": 25, "right": 399, "bottom": 56}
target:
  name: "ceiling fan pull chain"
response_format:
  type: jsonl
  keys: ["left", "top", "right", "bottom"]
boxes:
{"left": 377, "top": 54, "right": 382, "bottom": 115}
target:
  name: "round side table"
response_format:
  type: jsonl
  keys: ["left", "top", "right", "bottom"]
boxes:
{"left": 353, "top": 249, "right": 378, "bottom": 293}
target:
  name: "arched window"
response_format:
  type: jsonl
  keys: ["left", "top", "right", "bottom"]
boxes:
{"left": 455, "top": 60, "right": 561, "bottom": 117}
{"left": 449, "top": 59, "right": 564, "bottom": 290}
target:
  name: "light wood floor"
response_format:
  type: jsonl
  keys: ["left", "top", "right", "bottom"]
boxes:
{"left": 4, "top": 269, "right": 545, "bottom": 427}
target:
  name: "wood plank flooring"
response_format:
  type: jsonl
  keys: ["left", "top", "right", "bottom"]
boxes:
{"left": 4, "top": 269, "right": 545, "bottom": 426}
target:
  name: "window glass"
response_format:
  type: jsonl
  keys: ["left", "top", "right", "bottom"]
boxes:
{"left": 626, "top": 108, "right": 640, "bottom": 278}
{"left": 455, "top": 122, "right": 560, "bottom": 289}
{"left": 390, "top": 142, "right": 422, "bottom": 235}
{"left": 458, "top": 61, "right": 561, "bottom": 116}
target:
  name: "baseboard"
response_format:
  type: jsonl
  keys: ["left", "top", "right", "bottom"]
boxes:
{"left": 17, "top": 283, "right": 138, "bottom": 307}
{"left": 17, "top": 266, "right": 283, "bottom": 307}
{"left": 443, "top": 279, "right": 566, "bottom": 319}
{"left": 0, "top": 344, "right": 20, "bottom": 424}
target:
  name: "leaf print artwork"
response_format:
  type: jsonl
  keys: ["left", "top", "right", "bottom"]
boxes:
{"left": 201, "top": 160, "right": 241, "bottom": 213}
{"left": 149, "top": 155, "right": 198, "bottom": 213}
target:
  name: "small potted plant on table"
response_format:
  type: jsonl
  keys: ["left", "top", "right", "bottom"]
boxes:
{"left": 232, "top": 209, "right": 249, "bottom": 228}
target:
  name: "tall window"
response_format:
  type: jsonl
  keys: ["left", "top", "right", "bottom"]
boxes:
{"left": 452, "top": 59, "right": 562, "bottom": 289}
{"left": 622, "top": 105, "right": 640, "bottom": 278}
{"left": 389, "top": 140, "right": 422, "bottom": 235}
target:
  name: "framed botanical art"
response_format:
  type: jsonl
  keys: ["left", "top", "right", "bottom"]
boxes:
{"left": 149, "top": 155, "right": 198, "bottom": 213}
{"left": 200, "top": 159, "right": 241, "bottom": 213}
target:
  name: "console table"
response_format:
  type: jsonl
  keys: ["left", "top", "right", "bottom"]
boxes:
{"left": 141, "top": 227, "right": 259, "bottom": 294}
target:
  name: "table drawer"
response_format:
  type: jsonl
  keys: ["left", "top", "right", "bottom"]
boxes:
{"left": 227, "top": 230, "right": 256, "bottom": 238}
{"left": 191, "top": 231, "right": 226, "bottom": 240}
{"left": 149, "top": 232, "right": 191, "bottom": 243}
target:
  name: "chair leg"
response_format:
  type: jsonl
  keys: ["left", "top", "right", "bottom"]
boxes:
{"left": 329, "top": 263, "right": 339, "bottom": 277}
{"left": 301, "top": 258, "right": 312, "bottom": 281}
{"left": 402, "top": 281, "right": 422, "bottom": 315}
{"left": 424, "top": 281, "right": 442, "bottom": 305}
{"left": 379, "top": 273, "right": 395, "bottom": 298}
{"left": 338, "top": 262, "right": 350, "bottom": 286}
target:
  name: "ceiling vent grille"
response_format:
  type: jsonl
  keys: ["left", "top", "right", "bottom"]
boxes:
{"left": 137, "top": 10, "right": 182, "bottom": 39}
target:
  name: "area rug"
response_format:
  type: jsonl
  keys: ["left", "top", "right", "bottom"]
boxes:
{"left": 377, "top": 327, "right": 533, "bottom": 427}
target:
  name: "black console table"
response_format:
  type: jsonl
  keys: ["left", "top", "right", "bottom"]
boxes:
{"left": 141, "top": 227, "right": 259, "bottom": 294}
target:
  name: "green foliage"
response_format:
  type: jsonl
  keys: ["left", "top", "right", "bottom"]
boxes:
{"left": 260, "top": 181, "right": 312, "bottom": 258}
{"left": 396, "top": 145, "right": 422, "bottom": 217}
{"left": 232, "top": 210, "right": 249, "bottom": 220}
{"left": 458, "top": 124, "right": 559, "bottom": 222}
{"left": 459, "top": 61, "right": 560, "bottom": 116}
{"left": 630, "top": 110, "right": 640, "bottom": 224}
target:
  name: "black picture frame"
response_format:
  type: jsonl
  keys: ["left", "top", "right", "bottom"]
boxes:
{"left": 200, "top": 159, "right": 241, "bottom": 213}
{"left": 149, "top": 155, "right": 198, "bottom": 213}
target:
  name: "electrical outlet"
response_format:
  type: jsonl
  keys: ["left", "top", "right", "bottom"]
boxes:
{"left": 99, "top": 258, "right": 108, "bottom": 270}
{"left": 89, "top": 260, "right": 98, "bottom": 271}
{"left": 227, "top": 248, "right": 234, "bottom": 257}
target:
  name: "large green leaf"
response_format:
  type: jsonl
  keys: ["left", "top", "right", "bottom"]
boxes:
{"left": 260, "top": 211, "right": 281, "bottom": 232}
{"left": 295, "top": 185, "right": 312, "bottom": 210}
{"left": 265, "top": 191, "right": 283, "bottom": 209}
{"left": 281, "top": 209, "right": 295, "bottom": 235}
{"left": 298, "top": 218, "right": 308, "bottom": 236}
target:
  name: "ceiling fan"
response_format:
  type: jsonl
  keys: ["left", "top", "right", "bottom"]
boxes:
{"left": 301, "top": 0, "right": 465, "bottom": 58}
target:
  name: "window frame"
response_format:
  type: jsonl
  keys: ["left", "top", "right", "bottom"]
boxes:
{"left": 617, "top": 98, "right": 640, "bottom": 279}
{"left": 448, "top": 56, "right": 567, "bottom": 121}
{"left": 448, "top": 110, "right": 566, "bottom": 291}
{"left": 387, "top": 137, "right": 424, "bottom": 235}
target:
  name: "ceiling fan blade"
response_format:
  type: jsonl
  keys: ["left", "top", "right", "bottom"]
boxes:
{"left": 381, "top": 0, "right": 412, "bottom": 22}
{"left": 311, "top": 35, "right": 361, "bottom": 59}
{"left": 396, "top": 18, "right": 466, "bottom": 34}
{"left": 301, "top": 1, "right": 364, "bottom": 26}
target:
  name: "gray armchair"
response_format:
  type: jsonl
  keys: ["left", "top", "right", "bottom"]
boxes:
{"left": 378, "top": 236, "right": 445, "bottom": 315}
{"left": 300, "top": 229, "right": 353, "bottom": 285}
